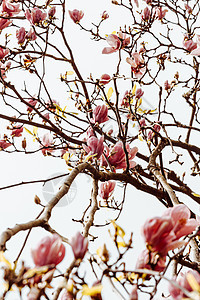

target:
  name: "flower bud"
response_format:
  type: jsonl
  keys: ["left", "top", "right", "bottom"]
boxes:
{"left": 48, "top": 6, "right": 56, "bottom": 18}
{"left": 71, "top": 232, "right": 88, "bottom": 260}
{"left": 101, "top": 11, "right": 109, "bottom": 20}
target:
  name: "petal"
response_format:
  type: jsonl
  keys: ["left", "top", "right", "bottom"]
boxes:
{"left": 191, "top": 48, "right": 200, "bottom": 56}
{"left": 102, "top": 47, "right": 116, "bottom": 54}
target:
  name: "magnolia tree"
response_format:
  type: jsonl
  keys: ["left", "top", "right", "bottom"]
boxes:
{"left": 1, "top": 0, "right": 200, "bottom": 299}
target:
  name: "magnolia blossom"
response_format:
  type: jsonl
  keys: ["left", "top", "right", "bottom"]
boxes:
{"left": 99, "top": 74, "right": 111, "bottom": 85}
{"left": 101, "top": 141, "right": 138, "bottom": 170}
{"left": 135, "top": 88, "right": 144, "bottom": 99}
{"left": 68, "top": 9, "right": 84, "bottom": 23}
{"left": 120, "top": 90, "right": 130, "bottom": 108}
{"left": 0, "top": 13, "right": 12, "bottom": 31}
{"left": 61, "top": 290, "right": 74, "bottom": 300}
{"left": 126, "top": 52, "right": 145, "bottom": 79}
{"left": 71, "top": 232, "right": 88, "bottom": 260}
{"left": 183, "top": 39, "right": 197, "bottom": 52}
{"left": 27, "top": 98, "right": 37, "bottom": 113}
{"left": 185, "top": 4, "right": 192, "bottom": 14}
{"left": 155, "top": 7, "right": 168, "bottom": 20}
{"left": 1, "top": 0, "right": 21, "bottom": 16}
{"left": 191, "top": 35, "right": 200, "bottom": 56}
{"left": 25, "top": 8, "right": 47, "bottom": 25}
{"left": 48, "top": 6, "right": 56, "bottom": 18}
{"left": 101, "top": 10, "right": 109, "bottom": 20}
{"left": 169, "top": 270, "right": 200, "bottom": 299}
{"left": 98, "top": 181, "right": 116, "bottom": 200}
{"left": 142, "top": 7, "right": 151, "bottom": 21}
{"left": 41, "top": 132, "right": 54, "bottom": 155}
{"left": 139, "top": 118, "right": 146, "bottom": 128}
{"left": 0, "top": 47, "right": 9, "bottom": 60}
{"left": 129, "top": 286, "right": 138, "bottom": 300}
{"left": 83, "top": 136, "right": 104, "bottom": 159}
{"left": 133, "top": 0, "right": 139, "bottom": 8}
{"left": 142, "top": 204, "right": 198, "bottom": 256}
{"left": 26, "top": 28, "right": 37, "bottom": 41}
{"left": 0, "top": 62, "right": 6, "bottom": 79}
{"left": 148, "top": 122, "right": 161, "bottom": 140}
{"left": 102, "top": 32, "right": 130, "bottom": 54}
{"left": 91, "top": 104, "right": 109, "bottom": 124}
{"left": 16, "top": 27, "right": 26, "bottom": 44}
{"left": 86, "top": 126, "right": 95, "bottom": 138}
{"left": 12, "top": 125, "right": 23, "bottom": 137}
{"left": 135, "top": 249, "right": 166, "bottom": 272}
{"left": 0, "top": 139, "right": 11, "bottom": 150}
{"left": 31, "top": 234, "right": 65, "bottom": 267}
{"left": 164, "top": 80, "right": 171, "bottom": 91}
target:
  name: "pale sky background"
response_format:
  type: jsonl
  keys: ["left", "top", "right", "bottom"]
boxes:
{"left": 0, "top": 0, "right": 200, "bottom": 299}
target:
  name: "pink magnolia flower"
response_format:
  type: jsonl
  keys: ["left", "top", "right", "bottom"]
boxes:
{"left": 48, "top": 6, "right": 56, "bottom": 18}
{"left": 102, "top": 32, "right": 130, "bottom": 54}
{"left": 183, "top": 39, "right": 197, "bottom": 52}
{"left": 83, "top": 136, "right": 104, "bottom": 159}
{"left": 126, "top": 52, "right": 145, "bottom": 79}
{"left": 0, "top": 13, "right": 12, "bottom": 31}
{"left": 86, "top": 126, "right": 95, "bottom": 138}
{"left": 99, "top": 181, "right": 116, "bottom": 200}
{"left": 191, "top": 34, "right": 200, "bottom": 56}
{"left": 135, "top": 88, "right": 144, "bottom": 99}
{"left": 101, "top": 10, "right": 109, "bottom": 20}
{"left": 68, "top": 9, "right": 84, "bottom": 23}
{"left": 143, "top": 215, "right": 175, "bottom": 255}
{"left": 99, "top": 74, "right": 111, "bottom": 85}
{"left": 129, "top": 286, "right": 138, "bottom": 300}
{"left": 185, "top": 4, "right": 192, "bottom": 14}
{"left": 16, "top": 27, "right": 26, "bottom": 44}
{"left": 71, "top": 232, "right": 88, "bottom": 260}
{"left": 26, "top": 28, "right": 37, "bottom": 41}
{"left": 133, "top": 0, "right": 139, "bottom": 8}
{"left": 143, "top": 204, "right": 198, "bottom": 256}
{"left": 102, "top": 34, "right": 121, "bottom": 54}
{"left": 139, "top": 118, "right": 146, "bottom": 127}
{"left": 27, "top": 98, "right": 37, "bottom": 113}
{"left": 120, "top": 90, "right": 130, "bottom": 108}
{"left": 135, "top": 249, "right": 166, "bottom": 273}
{"left": 61, "top": 290, "right": 74, "bottom": 300}
{"left": 142, "top": 7, "right": 151, "bottom": 21}
{"left": 163, "top": 204, "right": 198, "bottom": 240}
{"left": 102, "top": 141, "right": 138, "bottom": 170}
{"left": 0, "top": 47, "right": 9, "bottom": 60}
{"left": 12, "top": 125, "right": 23, "bottom": 137}
{"left": 91, "top": 104, "right": 109, "bottom": 124}
{"left": 169, "top": 270, "right": 200, "bottom": 300}
{"left": 164, "top": 80, "right": 171, "bottom": 91}
{"left": 118, "top": 31, "right": 130, "bottom": 48}
{"left": 148, "top": 122, "right": 161, "bottom": 140}
{"left": 155, "top": 7, "right": 168, "bottom": 20}
{"left": 0, "top": 62, "right": 6, "bottom": 79}
{"left": 25, "top": 8, "right": 47, "bottom": 25}
{"left": 2, "top": 0, "right": 21, "bottom": 16}
{"left": 0, "top": 139, "right": 11, "bottom": 150}
{"left": 41, "top": 132, "right": 54, "bottom": 155}
{"left": 31, "top": 234, "right": 65, "bottom": 267}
